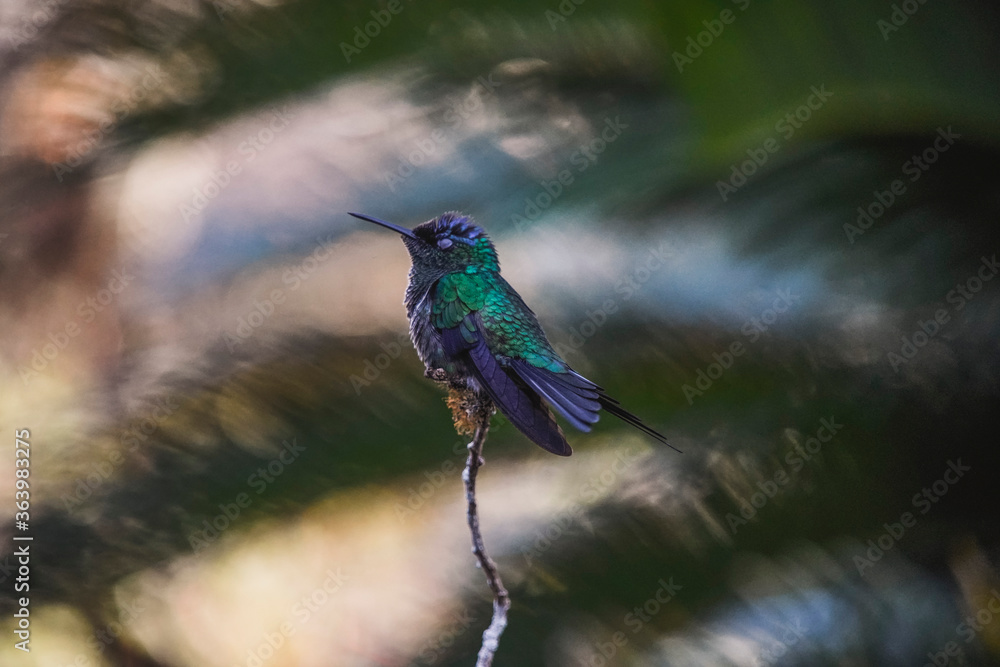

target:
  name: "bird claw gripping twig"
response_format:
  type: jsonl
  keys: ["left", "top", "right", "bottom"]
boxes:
{"left": 424, "top": 367, "right": 450, "bottom": 382}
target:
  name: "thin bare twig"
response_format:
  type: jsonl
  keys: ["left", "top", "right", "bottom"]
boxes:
{"left": 463, "top": 400, "right": 509, "bottom": 666}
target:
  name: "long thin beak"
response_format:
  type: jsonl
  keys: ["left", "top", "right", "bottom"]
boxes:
{"left": 348, "top": 212, "right": 417, "bottom": 239}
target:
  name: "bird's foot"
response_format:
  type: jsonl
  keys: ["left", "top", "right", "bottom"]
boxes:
{"left": 424, "top": 367, "right": 449, "bottom": 383}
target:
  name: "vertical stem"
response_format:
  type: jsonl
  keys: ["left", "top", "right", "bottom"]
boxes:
{"left": 463, "top": 404, "right": 510, "bottom": 666}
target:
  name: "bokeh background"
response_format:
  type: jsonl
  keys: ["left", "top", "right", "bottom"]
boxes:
{"left": 1, "top": 0, "right": 1000, "bottom": 665}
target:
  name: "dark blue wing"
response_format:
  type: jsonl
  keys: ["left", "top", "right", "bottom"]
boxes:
{"left": 441, "top": 320, "right": 571, "bottom": 456}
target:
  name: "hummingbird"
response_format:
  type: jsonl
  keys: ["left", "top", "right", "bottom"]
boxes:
{"left": 350, "top": 211, "right": 676, "bottom": 456}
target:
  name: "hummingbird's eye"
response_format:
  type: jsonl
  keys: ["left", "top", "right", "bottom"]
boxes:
{"left": 437, "top": 237, "right": 453, "bottom": 250}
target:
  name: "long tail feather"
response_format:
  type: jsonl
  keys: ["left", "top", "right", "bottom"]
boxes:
{"left": 598, "top": 395, "right": 681, "bottom": 453}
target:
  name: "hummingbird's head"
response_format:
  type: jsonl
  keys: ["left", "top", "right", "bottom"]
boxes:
{"left": 350, "top": 211, "right": 499, "bottom": 275}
